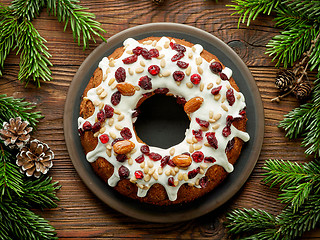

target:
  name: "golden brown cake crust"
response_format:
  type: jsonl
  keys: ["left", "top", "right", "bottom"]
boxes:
{"left": 79, "top": 37, "right": 247, "bottom": 206}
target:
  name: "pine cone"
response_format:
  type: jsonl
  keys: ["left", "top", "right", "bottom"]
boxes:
{"left": 16, "top": 139, "right": 54, "bottom": 178}
{"left": 293, "top": 81, "right": 312, "bottom": 101}
{"left": 0, "top": 117, "right": 32, "bottom": 149}
{"left": 153, "top": 0, "right": 164, "bottom": 4}
{"left": 275, "top": 70, "right": 295, "bottom": 92}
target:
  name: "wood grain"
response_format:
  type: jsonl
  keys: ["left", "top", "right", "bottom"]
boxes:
{"left": 0, "top": 0, "right": 319, "bottom": 239}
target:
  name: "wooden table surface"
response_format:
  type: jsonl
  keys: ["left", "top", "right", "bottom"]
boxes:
{"left": 1, "top": 0, "right": 319, "bottom": 239}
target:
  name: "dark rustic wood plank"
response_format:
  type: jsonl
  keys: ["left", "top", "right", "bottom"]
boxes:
{"left": 1, "top": 0, "right": 320, "bottom": 239}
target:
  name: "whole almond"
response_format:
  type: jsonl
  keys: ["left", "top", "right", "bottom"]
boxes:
{"left": 113, "top": 140, "right": 135, "bottom": 154}
{"left": 116, "top": 82, "right": 136, "bottom": 96}
{"left": 184, "top": 97, "right": 204, "bottom": 114}
{"left": 172, "top": 154, "right": 192, "bottom": 167}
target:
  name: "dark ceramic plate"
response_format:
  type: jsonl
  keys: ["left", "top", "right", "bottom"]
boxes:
{"left": 64, "top": 23, "right": 264, "bottom": 223}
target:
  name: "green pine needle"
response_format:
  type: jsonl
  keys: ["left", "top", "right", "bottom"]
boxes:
{"left": 0, "top": 94, "right": 43, "bottom": 128}
{"left": 0, "top": 5, "right": 17, "bottom": 76}
{"left": 10, "top": 0, "right": 45, "bottom": 21}
{"left": 16, "top": 19, "right": 53, "bottom": 87}
{"left": 47, "top": 0, "right": 107, "bottom": 50}
{"left": 0, "top": 200, "right": 57, "bottom": 240}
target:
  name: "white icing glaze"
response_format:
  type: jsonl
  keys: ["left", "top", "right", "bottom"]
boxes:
{"left": 78, "top": 37, "right": 250, "bottom": 201}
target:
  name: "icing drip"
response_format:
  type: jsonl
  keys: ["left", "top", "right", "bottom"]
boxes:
{"left": 78, "top": 37, "right": 250, "bottom": 201}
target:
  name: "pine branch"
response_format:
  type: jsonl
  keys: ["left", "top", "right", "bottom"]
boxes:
{"left": 266, "top": 25, "right": 316, "bottom": 68}
{"left": 282, "top": 0, "right": 320, "bottom": 21}
{"left": 0, "top": 200, "right": 57, "bottom": 240}
{"left": 0, "top": 94, "right": 43, "bottom": 128}
{"left": 46, "top": 0, "right": 107, "bottom": 50}
{"left": 16, "top": 19, "right": 52, "bottom": 87}
{"left": 0, "top": 146, "right": 24, "bottom": 200}
{"left": 0, "top": 5, "right": 18, "bottom": 76}
{"left": 21, "top": 176, "right": 61, "bottom": 209}
{"left": 279, "top": 77, "right": 320, "bottom": 156}
{"left": 226, "top": 208, "right": 276, "bottom": 235}
{"left": 227, "top": 0, "right": 281, "bottom": 27}
{"left": 10, "top": 0, "right": 45, "bottom": 21}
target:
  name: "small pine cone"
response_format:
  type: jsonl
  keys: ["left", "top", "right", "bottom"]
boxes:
{"left": 293, "top": 81, "right": 312, "bottom": 101}
{"left": 153, "top": 0, "right": 164, "bottom": 4}
{"left": 16, "top": 139, "right": 54, "bottom": 178}
{"left": 275, "top": 70, "right": 295, "bottom": 92}
{"left": 0, "top": 117, "right": 32, "bottom": 149}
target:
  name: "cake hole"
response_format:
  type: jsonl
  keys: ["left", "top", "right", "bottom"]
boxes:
{"left": 134, "top": 95, "right": 190, "bottom": 149}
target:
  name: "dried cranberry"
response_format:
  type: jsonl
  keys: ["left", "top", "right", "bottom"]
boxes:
{"left": 141, "top": 48, "right": 151, "bottom": 60}
{"left": 97, "top": 110, "right": 106, "bottom": 122}
{"left": 149, "top": 48, "right": 159, "bottom": 58}
{"left": 154, "top": 88, "right": 169, "bottom": 95}
{"left": 177, "top": 61, "right": 189, "bottom": 69}
{"left": 135, "top": 170, "right": 144, "bottom": 179}
{"left": 168, "top": 177, "right": 175, "bottom": 186}
{"left": 204, "top": 157, "right": 216, "bottom": 163}
{"left": 111, "top": 138, "right": 124, "bottom": 146}
{"left": 92, "top": 121, "right": 101, "bottom": 133}
{"left": 190, "top": 74, "right": 201, "bottom": 85}
{"left": 135, "top": 155, "right": 145, "bottom": 163}
{"left": 115, "top": 67, "right": 126, "bottom": 82}
{"left": 149, "top": 152, "right": 162, "bottom": 161}
{"left": 122, "top": 55, "right": 138, "bottom": 64}
{"left": 111, "top": 91, "right": 121, "bottom": 106}
{"left": 173, "top": 71, "right": 185, "bottom": 82}
{"left": 120, "top": 127, "right": 132, "bottom": 139}
{"left": 170, "top": 42, "right": 186, "bottom": 52}
{"left": 196, "top": 118, "right": 209, "bottom": 128}
{"left": 78, "top": 128, "right": 84, "bottom": 136}
{"left": 132, "top": 109, "right": 140, "bottom": 118}
{"left": 99, "top": 134, "right": 109, "bottom": 144}
{"left": 104, "top": 104, "right": 114, "bottom": 118}
{"left": 199, "top": 176, "right": 209, "bottom": 188}
{"left": 219, "top": 72, "right": 228, "bottom": 80}
{"left": 192, "top": 151, "right": 204, "bottom": 163}
{"left": 188, "top": 167, "right": 200, "bottom": 179}
{"left": 182, "top": 152, "right": 191, "bottom": 156}
{"left": 206, "top": 132, "right": 218, "bottom": 149}
{"left": 140, "top": 145, "right": 150, "bottom": 155}
{"left": 209, "top": 62, "right": 222, "bottom": 73}
{"left": 176, "top": 96, "right": 187, "bottom": 105}
{"left": 118, "top": 165, "right": 129, "bottom": 179}
{"left": 83, "top": 121, "right": 92, "bottom": 131}
{"left": 167, "top": 158, "right": 176, "bottom": 167}
{"left": 148, "top": 65, "right": 160, "bottom": 76}
{"left": 161, "top": 156, "right": 170, "bottom": 168}
{"left": 239, "top": 108, "right": 246, "bottom": 118}
{"left": 225, "top": 138, "right": 235, "bottom": 152}
{"left": 138, "top": 76, "right": 152, "bottom": 90}
{"left": 192, "top": 129, "right": 203, "bottom": 141}
{"left": 226, "top": 88, "right": 235, "bottom": 106}
{"left": 116, "top": 154, "right": 127, "bottom": 162}
{"left": 171, "top": 52, "right": 184, "bottom": 62}
{"left": 222, "top": 126, "right": 231, "bottom": 137}
{"left": 133, "top": 46, "right": 143, "bottom": 55}
{"left": 226, "top": 115, "right": 234, "bottom": 127}
{"left": 211, "top": 86, "right": 222, "bottom": 95}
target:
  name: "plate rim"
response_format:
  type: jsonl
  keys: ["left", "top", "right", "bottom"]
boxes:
{"left": 64, "top": 22, "right": 264, "bottom": 223}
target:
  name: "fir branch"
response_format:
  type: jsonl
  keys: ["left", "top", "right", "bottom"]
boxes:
{"left": 16, "top": 19, "right": 52, "bottom": 87}
{"left": 227, "top": 0, "right": 281, "bottom": 27}
{"left": 0, "top": 94, "right": 43, "bottom": 128}
{"left": 46, "top": 0, "right": 107, "bottom": 50}
{"left": 266, "top": 25, "right": 316, "bottom": 68}
{"left": 22, "top": 176, "right": 61, "bottom": 209}
{"left": 0, "top": 200, "right": 57, "bottom": 240}
{"left": 0, "top": 147, "right": 24, "bottom": 200}
{"left": 226, "top": 208, "right": 276, "bottom": 235}
{"left": 279, "top": 77, "right": 320, "bottom": 156}
{"left": 283, "top": 0, "right": 320, "bottom": 21}
{"left": 309, "top": 31, "right": 320, "bottom": 72}
{"left": 0, "top": 5, "right": 18, "bottom": 76}
{"left": 10, "top": 0, "right": 45, "bottom": 21}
